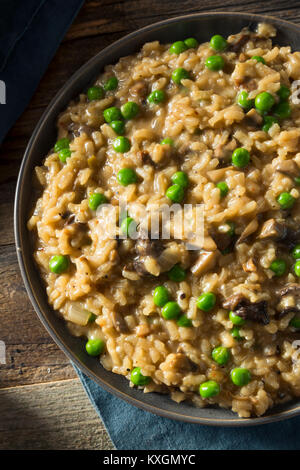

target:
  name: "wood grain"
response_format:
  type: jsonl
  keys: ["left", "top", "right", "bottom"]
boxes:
{"left": 0, "top": 379, "right": 114, "bottom": 450}
{"left": 1, "top": 0, "right": 300, "bottom": 449}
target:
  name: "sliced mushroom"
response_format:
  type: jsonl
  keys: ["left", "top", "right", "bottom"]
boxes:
{"left": 190, "top": 250, "right": 220, "bottom": 276}
{"left": 277, "top": 283, "right": 300, "bottom": 297}
{"left": 135, "top": 237, "right": 163, "bottom": 258}
{"left": 223, "top": 293, "right": 245, "bottom": 310}
{"left": 68, "top": 122, "right": 94, "bottom": 138}
{"left": 237, "top": 218, "right": 259, "bottom": 244}
{"left": 258, "top": 219, "right": 300, "bottom": 248}
{"left": 228, "top": 32, "right": 250, "bottom": 53}
{"left": 224, "top": 296, "right": 269, "bottom": 325}
{"left": 139, "top": 150, "right": 156, "bottom": 167}
{"left": 210, "top": 229, "right": 236, "bottom": 252}
{"left": 275, "top": 306, "right": 300, "bottom": 319}
{"left": 234, "top": 299, "right": 269, "bottom": 325}
{"left": 274, "top": 160, "right": 299, "bottom": 178}
{"left": 244, "top": 108, "right": 263, "bottom": 129}
{"left": 133, "top": 237, "right": 164, "bottom": 277}
{"left": 111, "top": 310, "right": 129, "bottom": 333}
{"left": 258, "top": 218, "right": 288, "bottom": 241}
{"left": 122, "top": 264, "right": 141, "bottom": 281}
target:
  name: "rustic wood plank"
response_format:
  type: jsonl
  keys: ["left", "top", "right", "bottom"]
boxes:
{"left": 0, "top": 244, "right": 76, "bottom": 388}
{"left": 0, "top": 379, "right": 114, "bottom": 450}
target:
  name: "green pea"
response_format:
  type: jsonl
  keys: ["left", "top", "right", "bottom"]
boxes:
{"left": 131, "top": 367, "right": 151, "bottom": 386}
{"left": 167, "top": 264, "right": 186, "bottom": 282}
{"left": 226, "top": 221, "right": 235, "bottom": 236}
{"left": 230, "top": 368, "right": 251, "bottom": 387}
{"left": 294, "top": 260, "right": 300, "bottom": 277}
{"left": 103, "top": 106, "right": 123, "bottom": 123}
{"left": 54, "top": 138, "right": 70, "bottom": 153}
{"left": 85, "top": 338, "right": 105, "bottom": 356}
{"left": 165, "top": 184, "right": 185, "bottom": 203}
{"left": 184, "top": 37, "right": 199, "bottom": 49}
{"left": 237, "top": 90, "right": 254, "bottom": 110}
{"left": 269, "top": 259, "right": 287, "bottom": 277}
{"left": 171, "top": 67, "right": 190, "bottom": 84}
{"left": 113, "top": 136, "right": 131, "bottom": 153}
{"left": 169, "top": 41, "right": 188, "bottom": 55}
{"left": 251, "top": 55, "right": 265, "bottom": 64}
{"left": 216, "top": 181, "right": 229, "bottom": 198}
{"left": 153, "top": 286, "right": 169, "bottom": 307}
{"left": 49, "top": 255, "right": 69, "bottom": 274}
{"left": 229, "top": 310, "right": 246, "bottom": 326}
{"left": 117, "top": 168, "right": 138, "bottom": 186}
{"left": 161, "top": 137, "right": 174, "bottom": 146}
{"left": 171, "top": 171, "right": 189, "bottom": 189}
{"left": 177, "top": 314, "right": 193, "bottom": 327}
{"left": 199, "top": 380, "right": 220, "bottom": 398}
{"left": 277, "top": 192, "right": 295, "bottom": 210}
{"left": 110, "top": 120, "right": 125, "bottom": 135}
{"left": 121, "top": 217, "right": 136, "bottom": 237}
{"left": 273, "top": 101, "right": 291, "bottom": 120}
{"left": 231, "top": 326, "right": 242, "bottom": 340}
{"left": 231, "top": 148, "right": 250, "bottom": 168}
{"left": 197, "top": 292, "right": 216, "bottom": 312}
{"left": 121, "top": 101, "right": 139, "bottom": 120}
{"left": 295, "top": 176, "right": 300, "bottom": 186}
{"left": 87, "top": 86, "right": 104, "bottom": 101}
{"left": 209, "top": 35, "right": 227, "bottom": 52}
{"left": 162, "top": 301, "right": 181, "bottom": 320}
{"left": 262, "top": 115, "right": 279, "bottom": 133}
{"left": 277, "top": 85, "right": 290, "bottom": 101}
{"left": 255, "top": 92, "right": 275, "bottom": 113}
{"left": 104, "top": 76, "right": 118, "bottom": 91}
{"left": 88, "top": 313, "right": 97, "bottom": 323}
{"left": 212, "top": 346, "right": 230, "bottom": 365}
{"left": 58, "top": 148, "right": 71, "bottom": 163}
{"left": 290, "top": 315, "right": 300, "bottom": 329}
{"left": 205, "top": 55, "right": 225, "bottom": 71}
{"left": 292, "top": 244, "right": 300, "bottom": 260}
{"left": 88, "top": 192, "right": 107, "bottom": 210}
{"left": 147, "top": 90, "right": 166, "bottom": 104}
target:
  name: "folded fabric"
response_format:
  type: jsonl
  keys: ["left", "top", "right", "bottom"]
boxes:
{"left": 0, "top": 0, "right": 84, "bottom": 144}
{"left": 75, "top": 366, "right": 300, "bottom": 450}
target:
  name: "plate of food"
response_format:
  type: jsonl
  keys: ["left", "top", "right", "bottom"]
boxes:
{"left": 15, "top": 11, "right": 300, "bottom": 425}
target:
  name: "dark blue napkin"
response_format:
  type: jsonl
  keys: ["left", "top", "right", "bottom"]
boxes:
{"left": 75, "top": 366, "right": 300, "bottom": 450}
{"left": 0, "top": 0, "right": 84, "bottom": 144}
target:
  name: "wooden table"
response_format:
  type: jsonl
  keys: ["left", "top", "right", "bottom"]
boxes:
{"left": 1, "top": 0, "right": 300, "bottom": 450}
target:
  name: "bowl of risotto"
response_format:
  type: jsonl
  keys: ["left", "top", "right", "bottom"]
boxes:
{"left": 15, "top": 12, "right": 300, "bottom": 425}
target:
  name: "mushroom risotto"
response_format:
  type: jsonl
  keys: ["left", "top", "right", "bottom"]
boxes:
{"left": 28, "top": 23, "right": 300, "bottom": 417}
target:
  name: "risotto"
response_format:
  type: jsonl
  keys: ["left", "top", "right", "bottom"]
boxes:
{"left": 28, "top": 23, "right": 300, "bottom": 418}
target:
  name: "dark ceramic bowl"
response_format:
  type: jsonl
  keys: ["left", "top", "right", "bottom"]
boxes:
{"left": 15, "top": 11, "right": 300, "bottom": 425}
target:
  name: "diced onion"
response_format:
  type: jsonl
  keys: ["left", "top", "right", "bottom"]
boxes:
{"left": 67, "top": 303, "right": 93, "bottom": 326}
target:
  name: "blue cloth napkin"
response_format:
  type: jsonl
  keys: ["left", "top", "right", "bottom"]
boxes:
{"left": 0, "top": 0, "right": 84, "bottom": 144}
{"left": 75, "top": 366, "right": 300, "bottom": 450}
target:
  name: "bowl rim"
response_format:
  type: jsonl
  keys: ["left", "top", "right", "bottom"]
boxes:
{"left": 14, "top": 10, "right": 300, "bottom": 426}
